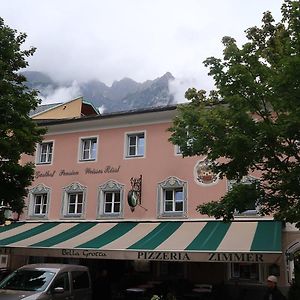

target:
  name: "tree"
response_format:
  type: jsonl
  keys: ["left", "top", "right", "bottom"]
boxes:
{"left": 0, "top": 17, "right": 45, "bottom": 222}
{"left": 169, "top": 0, "right": 300, "bottom": 227}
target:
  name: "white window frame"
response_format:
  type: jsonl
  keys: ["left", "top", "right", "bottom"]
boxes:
{"left": 164, "top": 188, "right": 184, "bottom": 212}
{"left": 67, "top": 192, "right": 84, "bottom": 214}
{"left": 36, "top": 141, "right": 54, "bottom": 165}
{"left": 98, "top": 180, "right": 124, "bottom": 218}
{"left": 227, "top": 176, "right": 260, "bottom": 216}
{"left": 174, "top": 145, "right": 182, "bottom": 156}
{"left": 125, "top": 131, "right": 145, "bottom": 158}
{"left": 62, "top": 182, "right": 86, "bottom": 218}
{"left": 79, "top": 136, "right": 98, "bottom": 162}
{"left": 28, "top": 184, "right": 50, "bottom": 219}
{"left": 33, "top": 194, "right": 48, "bottom": 215}
{"left": 157, "top": 176, "right": 187, "bottom": 218}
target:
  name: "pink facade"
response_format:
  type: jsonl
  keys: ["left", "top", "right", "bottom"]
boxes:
{"left": 4, "top": 105, "right": 296, "bottom": 298}
{"left": 21, "top": 106, "right": 226, "bottom": 221}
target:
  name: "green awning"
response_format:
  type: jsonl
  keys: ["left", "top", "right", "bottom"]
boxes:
{"left": 0, "top": 220, "right": 282, "bottom": 262}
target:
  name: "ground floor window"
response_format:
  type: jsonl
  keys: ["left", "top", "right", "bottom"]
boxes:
{"left": 230, "top": 263, "right": 260, "bottom": 281}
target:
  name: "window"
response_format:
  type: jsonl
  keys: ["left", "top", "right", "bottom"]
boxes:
{"left": 34, "top": 194, "right": 48, "bottom": 215}
{"left": 126, "top": 132, "right": 145, "bottom": 157}
{"left": 80, "top": 137, "right": 97, "bottom": 161}
{"left": 0, "top": 255, "right": 8, "bottom": 268}
{"left": 62, "top": 183, "right": 86, "bottom": 218}
{"left": 28, "top": 184, "right": 50, "bottom": 219}
{"left": 164, "top": 188, "right": 184, "bottom": 212}
{"left": 0, "top": 270, "right": 56, "bottom": 291}
{"left": 227, "top": 176, "right": 260, "bottom": 216}
{"left": 53, "top": 272, "right": 70, "bottom": 292}
{"left": 158, "top": 176, "right": 187, "bottom": 218}
{"left": 230, "top": 263, "right": 261, "bottom": 281}
{"left": 37, "top": 142, "right": 53, "bottom": 164}
{"left": 175, "top": 145, "right": 182, "bottom": 155}
{"left": 104, "top": 191, "right": 121, "bottom": 213}
{"left": 68, "top": 193, "right": 83, "bottom": 214}
{"left": 98, "top": 180, "right": 124, "bottom": 218}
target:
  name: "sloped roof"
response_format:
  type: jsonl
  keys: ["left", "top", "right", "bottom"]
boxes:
{"left": 29, "top": 103, "right": 62, "bottom": 117}
{"left": 29, "top": 97, "right": 99, "bottom": 119}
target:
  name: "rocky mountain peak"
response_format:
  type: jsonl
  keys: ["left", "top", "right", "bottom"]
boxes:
{"left": 22, "top": 71, "right": 176, "bottom": 113}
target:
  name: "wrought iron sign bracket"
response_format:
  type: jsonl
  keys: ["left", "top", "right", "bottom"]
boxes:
{"left": 128, "top": 175, "right": 146, "bottom": 211}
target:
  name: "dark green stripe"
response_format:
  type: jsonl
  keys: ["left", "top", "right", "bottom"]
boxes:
{"left": 186, "top": 221, "right": 231, "bottom": 251}
{"left": 251, "top": 221, "right": 282, "bottom": 252}
{"left": 0, "top": 223, "right": 58, "bottom": 246}
{"left": 128, "top": 222, "right": 183, "bottom": 250}
{"left": 77, "top": 222, "right": 138, "bottom": 249}
{"left": 32, "top": 222, "right": 97, "bottom": 247}
{"left": 0, "top": 222, "right": 24, "bottom": 233}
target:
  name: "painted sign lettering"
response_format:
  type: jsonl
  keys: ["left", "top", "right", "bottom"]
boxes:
{"left": 104, "top": 165, "right": 120, "bottom": 173}
{"left": 61, "top": 249, "right": 107, "bottom": 258}
{"left": 208, "top": 252, "right": 264, "bottom": 262}
{"left": 85, "top": 168, "right": 103, "bottom": 174}
{"left": 35, "top": 171, "right": 56, "bottom": 179}
{"left": 35, "top": 166, "right": 121, "bottom": 178}
{"left": 59, "top": 170, "right": 79, "bottom": 176}
{"left": 137, "top": 251, "right": 191, "bottom": 261}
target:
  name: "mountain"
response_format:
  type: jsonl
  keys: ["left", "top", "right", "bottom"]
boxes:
{"left": 22, "top": 71, "right": 175, "bottom": 113}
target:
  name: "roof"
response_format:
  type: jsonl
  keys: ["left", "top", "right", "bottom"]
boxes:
{"left": 30, "top": 97, "right": 99, "bottom": 119}
{"left": 29, "top": 103, "right": 62, "bottom": 116}
{"left": 35, "top": 104, "right": 178, "bottom": 126}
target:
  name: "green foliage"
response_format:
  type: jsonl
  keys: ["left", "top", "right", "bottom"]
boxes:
{"left": 198, "top": 183, "right": 264, "bottom": 222}
{"left": 169, "top": 0, "right": 300, "bottom": 227}
{"left": 0, "top": 17, "right": 46, "bottom": 221}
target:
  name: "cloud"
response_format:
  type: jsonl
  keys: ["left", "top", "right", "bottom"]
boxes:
{"left": 169, "top": 73, "right": 215, "bottom": 104}
{"left": 98, "top": 105, "right": 106, "bottom": 114}
{"left": 1, "top": 0, "right": 283, "bottom": 86}
{"left": 38, "top": 81, "right": 81, "bottom": 104}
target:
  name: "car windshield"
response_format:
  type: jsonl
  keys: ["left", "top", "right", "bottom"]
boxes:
{"left": 0, "top": 269, "right": 55, "bottom": 291}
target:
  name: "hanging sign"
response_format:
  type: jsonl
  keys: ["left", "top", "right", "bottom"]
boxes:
{"left": 127, "top": 175, "right": 142, "bottom": 211}
{"left": 127, "top": 190, "right": 138, "bottom": 208}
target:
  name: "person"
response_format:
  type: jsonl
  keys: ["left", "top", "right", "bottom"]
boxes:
{"left": 92, "top": 269, "right": 112, "bottom": 300}
{"left": 263, "top": 275, "right": 286, "bottom": 300}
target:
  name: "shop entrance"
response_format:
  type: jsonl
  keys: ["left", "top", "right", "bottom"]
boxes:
{"left": 294, "top": 250, "right": 300, "bottom": 285}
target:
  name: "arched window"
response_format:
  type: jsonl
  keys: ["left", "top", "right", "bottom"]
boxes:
{"left": 28, "top": 184, "right": 51, "bottom": 219}
{"left": 62, "top": 182, "right": 86, "bottom": 219}
{"left": 98, "top": 180, "right": 124, "bottom": 218}
{"left": 227, "top": 176, "right": 261, "bottom": 216}
{"left": 157, "top": 176, "right": 187, "bottom": 218}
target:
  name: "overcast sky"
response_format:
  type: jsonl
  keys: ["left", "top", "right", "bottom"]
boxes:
{"left": 1, "top": 0, "right": 283, "bottom": 102}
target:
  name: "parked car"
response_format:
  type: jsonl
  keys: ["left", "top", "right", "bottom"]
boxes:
{"left": 0, "top": 263, "right": 92, "bottom": 300}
